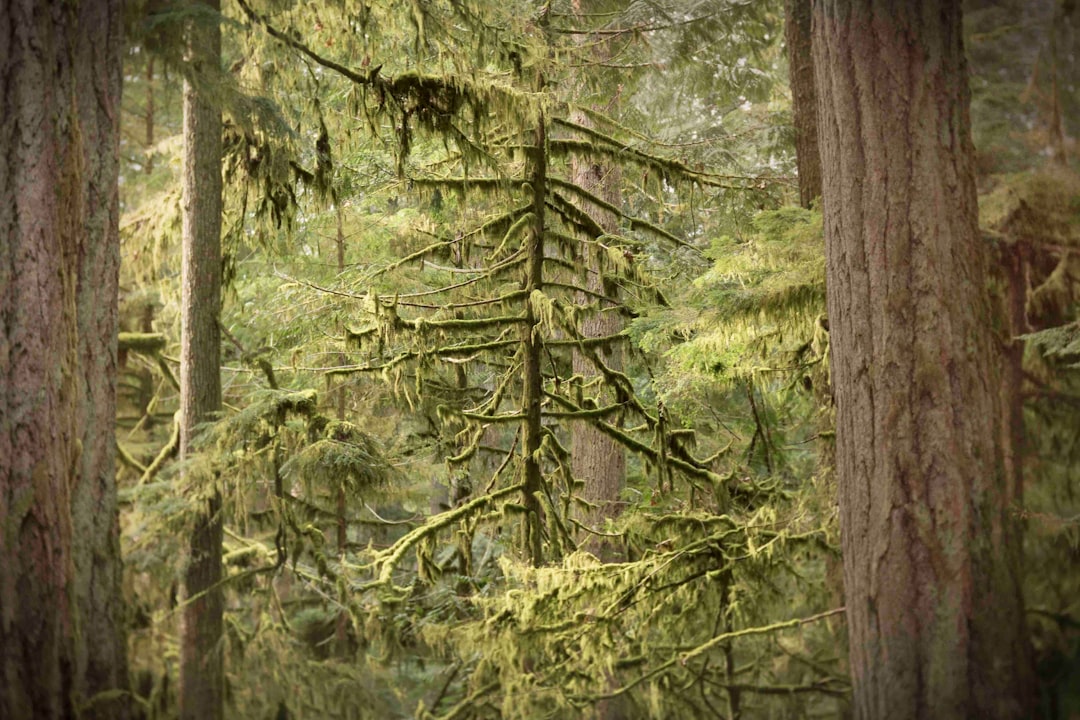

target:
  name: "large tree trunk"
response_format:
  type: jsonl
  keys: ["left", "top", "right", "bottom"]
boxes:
{"left": 178, "top": 1, "right": 225, "bottom": 718}
{"left": 811, "top": 2, "right": 1035, "bottom": 718}
{"left": 569, "top": 111, "right": 625, "bottom": 553}
{"left": 0, "top": 1, "right": 130, "bottom": 718}
{"left": 784, "top": 0, "right": 821, "bottom": 208}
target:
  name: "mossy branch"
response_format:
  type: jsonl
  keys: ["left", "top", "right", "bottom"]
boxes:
{"left": 116, "top": 441, "right": 148, "bottom": 475}
{"left": 138, "top": 415, "right": 180, "bottom": 486}
{"left": 544, "top": 392, "right": 733, "bottom": 489}
{"left": 376, "top": 239, "right": 456, "bottom": 276}
{"left": 431, "top": 681, "right": 500, "bottom": 720}
{"left": 549, "top": 122, "right": 780, "bottom": 190}
{"left": 574, "top": 607, "right": 846, "bottom": 704}
{"left": 118, "top": 332, "right": 167, "bottom": 355}
{"left": 369, "top": 483, "right": 525, "bottom": 590}
{"left": 549, "top": 179, "right": 696, "bottom": 251}
{"left": 405, "top": 314, "right": 529, "bottom": 332}
{"left": 679, "top": 607, "right": 846, "bottom": 665}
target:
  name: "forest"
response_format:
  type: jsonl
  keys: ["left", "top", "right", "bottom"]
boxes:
{"left": 1, "top": 0, "right": 1078, "bottom": 718}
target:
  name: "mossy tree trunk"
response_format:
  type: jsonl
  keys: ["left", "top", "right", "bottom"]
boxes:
{"left": 0, "top": 1, "right": 130, "bottom": 717}
{"left": 334, "top": 201, "right": 351, "bottom": 657}
{"left": 522, "top": 120, "right": 547, "bottom": 567}
{"left": 811, "top": 1, "right": 1035, "bottom": 717}
{"left": 179, "top": 1, "right": 225, "bottom": 717}
{"left": 784, "top": 0, "right": 821, "bottom": 208}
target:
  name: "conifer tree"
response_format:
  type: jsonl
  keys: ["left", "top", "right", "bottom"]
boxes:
{"left": 231, "top": 0, "right": 761, "bottom": 570}
{"left": 812, "top": 1, "right": 1035, "bottom": 716}
{"left": 0, "top": 1, "right": 131, "bottom": 717}
{"left": 178, "top": 1, "right": 225, "bottom": 717}
{"left": 784, "top": 0, "right": 821, "bottom": 207}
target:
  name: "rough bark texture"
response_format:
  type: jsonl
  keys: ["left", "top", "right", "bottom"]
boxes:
{"left": 811, "top": 2, "right": 1035, "bottom": 718}
{"left": 0, "top": 1, "right": 130, "bottom": 718}
{"left": 784, "top": 0, "right": 822, "bottom": 208}
{"left": 569, "top": 112, "right": 625, "bottom": 547}
{"left": 178, "top": 1, "right": 225, "bottom": 717}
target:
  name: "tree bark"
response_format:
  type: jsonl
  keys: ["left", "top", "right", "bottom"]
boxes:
{"left": 179, "top": 1, "right": 225, "bottom": 718}
{"left": 334, "top": 201, "right": 351, "bottom": 657}
{"left": 569, "top": 111, "right": 625, "bottom": 552}
{"left": 784, "top": 0, "right": 822, "bottom": 208}
{"left": 522, "top": 119, "right": 547, "bottom": 567}
{"left": 0, "top": 1, "right": 130, "bottom": 718}
{"left": 811, "top": 2, "right": 1035, "bottom": 718}
{"left": 146, "top": 56, "right": 155, "bottom": 175}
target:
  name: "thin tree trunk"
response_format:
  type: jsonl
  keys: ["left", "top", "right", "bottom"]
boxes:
{"left": 811, "top": 2, "right": 1035, "bottom": 717}
{"left": 146, "top": 56, "right": 155, "bottom": 175}
{"left": 522, "top": 119, "right": 547, "bottom": 567}
{"left": 334, "top": 202, "right": 350, "bottom": 657}
{"left": 1, "top": 1, "right": 130, "bottom": 718}
{"left": 1004, "top": 243, "right": 1028, "bottom": 511}
{"left": 179, "top": 1, "right": 224, "bottom": 717}
{"left": 784, "top": 0, "right": 821, "bottom": 208}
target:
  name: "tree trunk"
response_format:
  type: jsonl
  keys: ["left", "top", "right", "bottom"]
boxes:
{"left": 522, "top": 119, "right": 547, "bottom": 567}
{"left": 0, "top": 1, "right": 130, "bottom": 718}
{"left": 334, "top": 201, "right": 351, "bottom": 657}
{"left": 811, "top": 2, "right": 1035, "bottom": 718}
{"left": 569, "top": 111, "right": 625, "bottom": 553}
{"left": 784, "top": 0, "right": 821, "bottom": 208}
{"left": 146, "top": 56, "right": 155, "bottom": 175}
{"left": 179, "top": 1, "right": 225, "bottom": 718}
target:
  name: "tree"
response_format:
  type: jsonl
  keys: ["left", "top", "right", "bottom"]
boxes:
{"left": 784, "top": 0, "right": 821, "bottom": 208}
{"left": 0, "top": 1, "right": 131, "bottom": 718}
{"left": 811, "top": 2, "right": 1035, "bottom": 717}
{"left": 569, "top": 108, "right": 627, "bottom": 553}
{"left": 178, "top": 1, "right": 225, "bottom": 717}
{"left": 567, "top": 25, "right": 627, "bottom": 554}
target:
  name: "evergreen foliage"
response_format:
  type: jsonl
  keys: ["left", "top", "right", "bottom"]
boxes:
{"left": 106, "top": 0, "right": 1080, "bottom": 717}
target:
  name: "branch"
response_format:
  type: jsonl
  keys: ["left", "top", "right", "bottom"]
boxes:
{"left": 234, "top": 0, "right": 382, "bottom": 87}
{"left": 116, "top": 441, "right": 148, "bottom": 475}
{"left": 138, "top": 416, "right": 180, "bottom": 486}
{"left": 576, "top": 607, "right": 846, "bottom": 703}
{"left": 369, "top": 483, "right": 525, "bottom": 590}
{"left": 118, "top": 332, "right": 167, "bottom": 355}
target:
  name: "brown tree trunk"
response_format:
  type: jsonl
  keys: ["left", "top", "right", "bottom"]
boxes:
{"left": 0, "top": 1, "right": 130, "bottom": 718}
{"left": 146, "top": 56, "right": 155, "bottom": 175}
{"left": 522, "top": 119, "right": 547, "bottom": 567}
{"left": 784, "top": 0, "right": 821, "bottom": 208}
{"left": 334, "top": 202, "right": 350, "bottom": 657}
{"left": 811, "top": 2, "right": 1035, "bottom": 718}
{"left": 178, "top": 1, "right": 225, "bottom": 717}
{"left": 569, "top": 111, "right": 625, "bottom": 552}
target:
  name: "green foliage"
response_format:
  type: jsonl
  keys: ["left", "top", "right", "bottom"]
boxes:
{"left": 421, "top": 505, "right": 844, "bottom": 719}
{"left": 113, "top": 1, "right": 1079, "bottom": 718}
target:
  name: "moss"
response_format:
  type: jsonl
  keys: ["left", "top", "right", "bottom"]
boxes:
{"left": 118, "top": 332, "right": 167, "bottom": 355}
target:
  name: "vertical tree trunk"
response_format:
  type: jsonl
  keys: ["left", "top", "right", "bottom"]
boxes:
{"left": 1, "top": 1, "right": 130, "bottom": 718}
{"left": 334, "top": 201, "right": 351, "bottom": 657}
{"left": 811, "top": 2, "right": 1035, "bottom": 718}
{"left": 784, "top": 0, "right": 821, "bottom": 208}
{"left": 179, "top": 1, "right": 224, "bottom": 717}
{"left": 522, "top": 120, "right": 547, "bottom": 567}
{"left": 71, "top": 4, "right": 131, "bottom": 718}
{"left": 569, "top": 111, "right": 625, "bottom": 550}
{"left": 146, "top": 56, "right": 155, "bottom": 175}
{"left": 1003, "top": 243, "right": 1028, "bottom": 512}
